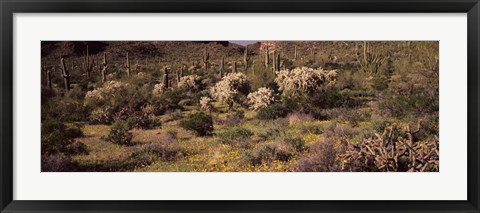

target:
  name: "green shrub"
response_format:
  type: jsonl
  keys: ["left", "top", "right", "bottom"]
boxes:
{"left": 64, "top": 141, "right": 89, "bottom": 155}
{"left": 178, "top": 99, "right": 194, "bottom": 107}
{"left": 159, "top": 88, "right": 187, "bottom": 110}
{"left": 379, "top": 76, "right": 438, "bottom": 118}
{"left": 278, "top": 135, "right": 305, "bottom": 151}
{"left": 227, "top": 110, "right": 245, "bottom": 120}
{"left": 257, "top": 103, "right": 289, "bottom": 120}
{"left": 169, "top": 109, "right": 184, "bottom": 121}
{"left": 41, "top": 118, "right": 83, "bottom": 154}
{"left": 106, "top": 120, "right": 133, "bottom": 145}
{"left": 218, "top": 127, "right": 253, "bottom": 145}
{"left": 179, "top": 112, "right": 213, "bottom": 136}
{"left": 242, "top": 142, "right": 295, "bottom": 166}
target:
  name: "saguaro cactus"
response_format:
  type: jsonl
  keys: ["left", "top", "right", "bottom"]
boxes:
{"left": 125, "top": 51, "right": 131, "bottom": 77}
{"left": 101, "top": 52, "right": 108, "bottom": 82}
{"left": 163, "top": 67, "right": 169, "bottom": 89}
{"left": 203, "top": 47, "right": 210, "bottom": 72}
{"left": 264, "top": 42, "right": 269, "bottom": 68}
{"left": 83, "top": 45, "right": 93, "bottom": 78}
{"left": 276, "top": 54, "right": 281, "bottom": 71}
{"left": 42, "top": 62, "right": 52, "bottom": 88}
{"left": 272, "top": 50, "right": 277, "bottom": 72}
{"left": 176, "top": 68, "right": 181, "bottom": 85}
{"left": 232, "top": 61, "right": 237, "bottom": 73}
{"left": 60, "top": 57, "right": 70, "bottom": 91}
{"left": 47, "top": 68, "right": 52, "bottom": 88}
{"left": 359, "top": 41, "right": 388, "bottom": 74}
{"left": 243, "top": 46, "right": 250, "bottom": 70}
{"left": 180, "top": 64, "right": 185, "bottom": 77}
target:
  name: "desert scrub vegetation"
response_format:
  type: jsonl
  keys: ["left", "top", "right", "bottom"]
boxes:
{"left": 179, "top": 112, "right": 214, "bottom": 136}
{"left": 41, "top": 41, "right": 439, "bottom": 172}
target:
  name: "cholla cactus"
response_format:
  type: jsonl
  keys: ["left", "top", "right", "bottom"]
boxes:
{"left": 178, "top": 74, "right": 202, "bottom": 90}
{"left": 210, "top": 72, "right": 249, "bottom": 111}
{"left": 247, "top": 87, "right": 275, "bottom": 111}
{"left": 90, "top": 107, "right": 112, "bottom": 123}
{"left": 275, "top": 67, "right": 334, "bottom": 95}
{"left": 326, "top": 70, "right": 338, "bottom": 82}
{"left": 84, "top": 81, "right": 132, "bottom": 123}
{"left": 136, "top": 72, "right": 147, "bottom": 79}
{"left": 199, "top": 96, "right": 214, "bottom": 112}
{"left": 338, "top": 124, "right": 439, "bottom": 172}
{"left": 152, "top": 83, "right": 166, "bottom": 97}
{"left": 84, "top": 81, "right": 130, "bottom": 107}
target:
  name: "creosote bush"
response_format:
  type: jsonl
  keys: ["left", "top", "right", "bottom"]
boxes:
{"left": 218, "top": 127, "right": 253, "bottom": 145}
{"left": 179, "top": 112, "right": 213, "bottom": 136}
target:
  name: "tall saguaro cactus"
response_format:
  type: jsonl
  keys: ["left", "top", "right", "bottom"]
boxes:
{"left": 101, "top": 52, "right": 108, "bottom": 82}
{"left": 125, "top": 52, "right": 131, "bottom": 77}
{"left": 264, "top": 42, "right": 269, "bottom": 68}
{"left": 243, "top": 46, "right": 250, "bottom": 70}
{"left": 176, "top": 68, "right": 181, "bottom": 85}
{"left": 276, "top": 53, "right": 281, "bottom": 71}
{"left": 180, "top": 64, "right": 185, "bottom": 77}
{"left": 203, "top": 47, "right": 210, "bottom": 72}
{"left": 163, "top": 67, "right": 169, "bottom": 89}
{"left": 359, "top": 41, "right": 388, "bottom": 74}
{"left": 60, "top": 57, "right": 70, "bottom": 91}
{"left": 42, "top": 62, "right": 52, "bottom": 88}
{"left": 47, "top": 68, "right": 52, "bottom": 88}
{"left": 272, "top": 50, "right": 277, "bottom": 72}
{"left": 83, "top": 45, "right": 93, "bottom": 78}
{"left": 232, "top": 61, "right": 237, "bottom": 73}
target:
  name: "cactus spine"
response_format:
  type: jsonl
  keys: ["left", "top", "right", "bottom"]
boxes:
{"left": 101, "top": 52, "right": 108, "bottom": 82}
{"left": 163, "top": 67, "right": 169, "bottom": 89}
{"left": 60, "top": 57, "right": 70, "bottom": 91}
{"left": 83, "top": 45, "right": 93, "bottom": 78}
{"left": 125, "top": 52, "right": 131, "bottom": 77}
{"left": 203, "top": 47, "right": 210, "bottom": 72}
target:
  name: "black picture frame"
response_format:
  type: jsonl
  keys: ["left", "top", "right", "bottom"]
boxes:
{"left": 1, "top": 0, "right": 479, "bottom": 212}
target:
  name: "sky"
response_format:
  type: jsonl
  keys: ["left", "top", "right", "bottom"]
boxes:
{"left": 229, "top": 40, "right": 260, "bottom": 46}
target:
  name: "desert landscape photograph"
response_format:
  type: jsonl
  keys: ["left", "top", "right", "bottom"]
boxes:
{"left": 41, "top": 40, "right": 439, "bottom": 172}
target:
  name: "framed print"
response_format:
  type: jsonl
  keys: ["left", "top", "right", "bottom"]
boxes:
{"left": 1, "top": 0, "right": 479, "bottom": 212}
